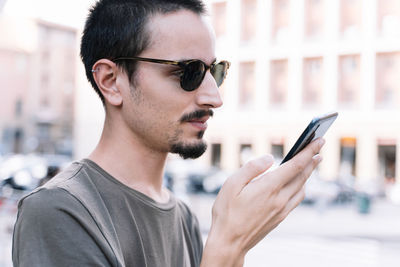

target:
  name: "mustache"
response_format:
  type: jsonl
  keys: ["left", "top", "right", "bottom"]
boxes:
{"left": 180, "top": 109, "right": 214, "bottom": 122}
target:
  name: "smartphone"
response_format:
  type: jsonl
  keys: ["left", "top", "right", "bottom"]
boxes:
{"left": 280, "top": 112, "right": 338, "bottom": 165}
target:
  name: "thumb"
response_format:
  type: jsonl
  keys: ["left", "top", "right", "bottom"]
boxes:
{"left": 234, "top": 155, "right": 275, "bottom": 188}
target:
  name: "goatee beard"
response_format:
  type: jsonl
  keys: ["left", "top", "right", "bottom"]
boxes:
{"left": 170, "top": 141, "right": 207, "bottom": 159}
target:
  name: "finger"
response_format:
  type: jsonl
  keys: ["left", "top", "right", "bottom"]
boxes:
{"left": 261, "top": 188, "right": 307, "bottom": 236}
{"left": 229, "top": 155, "right": 274, "bottom": 191}
{"left": 274, "top": 138, "right": 325, "bottom": 185}
{"left": 283, "top": 186, "right": 307, "bottom": 216}
{"left": 278, "top": 154, "right": 322, "bottom": 201}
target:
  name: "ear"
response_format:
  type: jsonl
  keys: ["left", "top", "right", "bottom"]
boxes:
{"left": 92, "top": 59, "right": 122, "bottom": 106}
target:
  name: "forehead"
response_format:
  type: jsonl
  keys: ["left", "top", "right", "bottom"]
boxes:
{"left": 142, "top": 10, "right": 216, "bottom": 63}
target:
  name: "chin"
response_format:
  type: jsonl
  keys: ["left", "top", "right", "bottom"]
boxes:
{"left": 170, "top": 140, "right": 208, "bottom": 159}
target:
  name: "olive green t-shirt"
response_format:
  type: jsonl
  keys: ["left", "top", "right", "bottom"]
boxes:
{"left": 12, "top": 159, "right": 203, "bottom": 267}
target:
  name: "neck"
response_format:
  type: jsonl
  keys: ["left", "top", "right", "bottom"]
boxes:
{"left": 88, "top": 116, "right": 170, "bottom": 203}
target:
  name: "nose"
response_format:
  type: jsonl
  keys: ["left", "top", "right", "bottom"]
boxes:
{"left": 195, "top": 71, "right": 223, "bottom": 108}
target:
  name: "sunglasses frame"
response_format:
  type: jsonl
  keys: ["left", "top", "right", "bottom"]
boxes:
{"left": 112, "top": 56, "right": 230, "bottom": 91}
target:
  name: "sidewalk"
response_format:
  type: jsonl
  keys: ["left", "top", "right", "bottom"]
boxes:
{"left": 187, "top": 194, "right": 400, "bottom": 238}
{"left": 277, "top": 199, "right": 400, "bottom": 240}
{"left": 189, "top": 194, "right": 400, "bottom": 267}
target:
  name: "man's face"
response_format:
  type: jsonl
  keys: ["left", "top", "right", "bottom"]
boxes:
{"left": 118, "top": 10, "right": 223, "bottom": 159}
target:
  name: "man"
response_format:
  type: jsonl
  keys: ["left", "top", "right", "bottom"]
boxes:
{"left": 12, "top": 0, "right": 324, "bottom": 266}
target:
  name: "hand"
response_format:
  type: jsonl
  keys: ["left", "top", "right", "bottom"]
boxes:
{"left": 201, "top": 138, "right": 325, "bottom": 267}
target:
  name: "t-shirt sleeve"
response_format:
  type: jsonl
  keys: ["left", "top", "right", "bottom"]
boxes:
{"left": 12, "top": 188, "right": 112, "bottom": 267}
{"left": 178, "top": 200, "right": 204, "bottom": 266}
{"left": 191, "top": 213, "right": 204, "bottom": 265}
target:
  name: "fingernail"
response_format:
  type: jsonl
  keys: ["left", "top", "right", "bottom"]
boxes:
{"left": 313, "top": 154, "right": 323, "bottom": 163}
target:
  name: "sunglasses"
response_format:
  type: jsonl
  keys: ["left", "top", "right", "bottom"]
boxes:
{"left": 113, "top": 56, "right": 230, "bottom": 91}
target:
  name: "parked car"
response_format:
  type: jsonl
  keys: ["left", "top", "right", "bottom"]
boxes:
{"left": 0, "top": 154, "right": 71, "bottom": 192}
{"left": 302, "top": 172, "right": 357, "bottom": 205}
{"left": 185, "top": 167, "right": 219, "bottom": 193}
{"left": 0, "top": 154, "right": 47, "bottom": 191}
{"left": 165, "top": 158, "right": 212, "bottom": 193}
{"left": 202, "top": 169, "right": 232, "bottom": 194}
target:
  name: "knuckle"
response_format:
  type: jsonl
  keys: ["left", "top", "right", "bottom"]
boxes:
{"left": 277, "top": 208, "right": 289, "bottom": 222}
{"left": 274, "top": 195, "right": 288, "bottom": 212}
{"left": 246, "top": 158, "right": 266, "bottom": 173}
{"left": 301, "top": 168, "right": 314, "bottom": 183}
{"left": 292, "top": 159, "right": 305, "bottom": 173}
{"left": 302, "top": 172, "right": 311, "bottom": 183}
{"left": 312, "top": 144, "right": 320, "bottom": 154}
{"left": 264, "top": 180, "right": 280, "bottom": 196}
{"left": 313, "top": 138, "right": 324, "bottom": 153}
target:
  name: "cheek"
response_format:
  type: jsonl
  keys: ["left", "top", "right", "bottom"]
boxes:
{"left": 135, "top": 69, "right": 193, "bottom": 121}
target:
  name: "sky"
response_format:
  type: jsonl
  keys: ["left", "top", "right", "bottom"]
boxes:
{"left": 3, "top": 0, "right": 94, "bottom": 28}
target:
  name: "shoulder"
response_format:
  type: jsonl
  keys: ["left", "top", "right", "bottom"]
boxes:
{"left": 176, "top": 198, "right": 195, "bottom": 217}
{"left": 17, "top": 186, "right": 89, "bottom": 227}
{"left": 16, "top": 160, "right": 98, "bottom": 224}
{"left": 40, "top": 160, "right": 85, "bottom": 190}
{"left": 176, "top": 198, "right": 201, "bottom": 229}
{"left": 17, "top": 161, "right": 82, "bottom": 209}
{"left": 19, "top": 159, "right": 103, "bottom": 209}
{"left": 13, "top": 186, "right": 116, "bottom": 267}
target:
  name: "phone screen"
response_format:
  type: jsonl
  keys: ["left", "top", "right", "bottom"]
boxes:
{"left": 280, "top": 112, "right": 338, "bottom": 165}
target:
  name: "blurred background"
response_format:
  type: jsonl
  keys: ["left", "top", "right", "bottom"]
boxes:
{"left": 1, "top": 0, "right": 400, "bottom": 266}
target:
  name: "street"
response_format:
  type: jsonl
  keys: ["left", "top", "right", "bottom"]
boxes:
{"left": 1, "top": 193, "right": 400, "bottom": 266}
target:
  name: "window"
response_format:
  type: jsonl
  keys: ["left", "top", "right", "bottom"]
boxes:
{"left": 41, "top": 50, "right": 50, "bottom": 64}
{"left": 241, "top": 0, "right": 257, "bottom": 41}
{"left": 270, "top": 59, "right": 288, "bottom": 106}
{"left": 271, "top": 140, "right": 284, "bottom": 161}
{"left": 239, "top": 62, "right": 256, "bottom": 108}
{"left": 378, "top": 0, "right": 400, "bottom": 37}
{"left": 240, "top": 144, "right": 253, "bottom": 166}
{"left": 376, "top": 52, "right": 400, "bottom": 108}
{"left": 340, "top": 0, "right": 362, "bottom": 39}
{"left": 15, "top": 54, "right": 28, "bottom": 73}
{"left": 41, "top": 73, "right": 49, "bottom": 89}
{"left": 378, "top": 139, "right": 396, "bottom": 184}
{"left": 39, "top": 25, "right": 51, "bottom": 41}
{"left": 63, "top": 98, "right": 74, "bottom": 119}
{"left": 13, "top": 128, "right": 23, "bottom": 154}
{"left": 40, "top": 97, "right": 49, "bottom": 108}
{"left": 211, "top": 143, "right": 222, "bottom": 168}
{"left": 338, "top": 55, "right": 360, "bottom": 107}
{"left": 212, "top": 2, "right": 227, "bottom": 38}
{"left": 304, "top": 0, "right": 324, "bottom": 39}
{"left": 303, "top": 57, "right": 323, "bottom": 107}
{"left": 272, "top": 0, "right": 290, "bottom": 42}
{"left": 14, "top": 98, "right": 23, "bottom": 118}
{"left": 340, "top": 137, "right": 357, "bottom": 176}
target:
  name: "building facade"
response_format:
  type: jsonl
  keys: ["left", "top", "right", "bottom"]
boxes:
{"left": 0, "top": 15, "right": 77, "bottom": 156}
{"left": 198, "top": 0, "right": 400, "bottom": 193}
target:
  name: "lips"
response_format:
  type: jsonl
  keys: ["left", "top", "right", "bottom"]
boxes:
{"left": 187, "top": 116, "right": 209, "bottom": 130}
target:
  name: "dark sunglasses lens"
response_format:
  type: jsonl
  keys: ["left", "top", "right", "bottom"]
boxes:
{"left": 181, "top": 61, "right": 206, "bottom": 91}
{"left": 211, "top": 62, "right": 229, "bottom": 87}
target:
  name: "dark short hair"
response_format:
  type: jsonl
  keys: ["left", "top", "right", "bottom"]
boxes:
{"left": 80, "top": 0, "right": 206, "bottom": 104}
